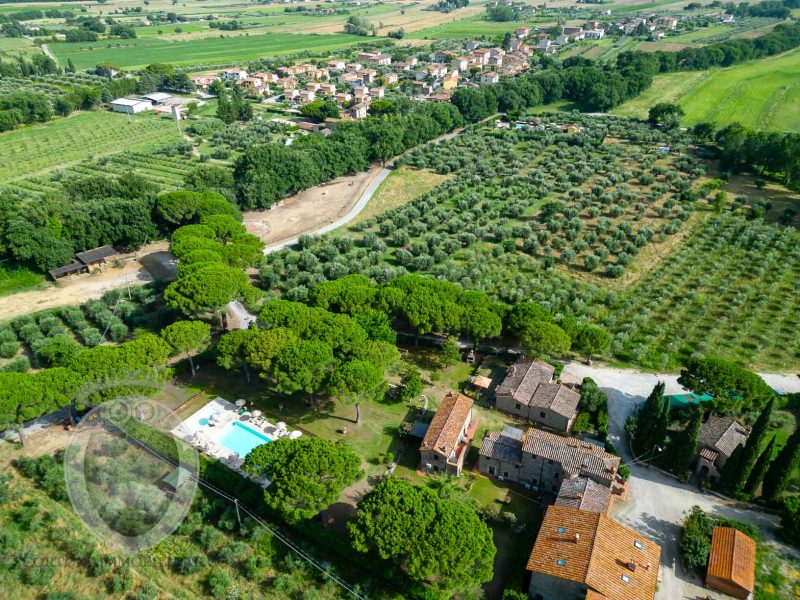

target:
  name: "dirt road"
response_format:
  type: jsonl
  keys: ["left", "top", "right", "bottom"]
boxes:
{"left": 0, "top": 242, "right": 174, "bottom": 320}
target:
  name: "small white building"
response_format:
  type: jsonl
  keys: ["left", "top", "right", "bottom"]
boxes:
{"left": 141, "top": 92, "right": 171, "bottom": 105}
{"left": 480, "top": 71, "right": 500, "bottom": 85}
{"left": 110, "top": 98, "right": 152, "bottom": 114}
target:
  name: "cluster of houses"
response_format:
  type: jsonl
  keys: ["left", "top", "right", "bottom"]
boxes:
{"left": 610, "top": 14, "right": 681, "bottom": 41}
{"left": 415, "top": 356, "right": 757, "bottom": 599}
{"left": 186, "top": 39, "right": 537, "bottom": 114}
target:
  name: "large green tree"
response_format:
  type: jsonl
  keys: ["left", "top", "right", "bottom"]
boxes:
{"left": 243, "top": 438, "right": 361, "bottom": 523}
{"left": 328, "top": 359, "right": 386, "bottom": 424}
{"left": 678, "top": 357, "right": 774, "bottom": 411}
{"left": 573, "top": 325, "right": 611, "bottom": 364}
{"left": 271, "top": 340, "right": 334, "bottom": 404}
{"left": 161, "top": 320, "right": 211, "bottom": 377}
{"left": 632, "top": 381, "right": 666, "bottom": 456}
{"left": 348, "top": 478, "right": 495, "bottom": 592}
{"left": 519, "top": 321, "right": 570, "bottom": 358}
{"left": 163, "top": 264, "right": 252, "bottom": 316}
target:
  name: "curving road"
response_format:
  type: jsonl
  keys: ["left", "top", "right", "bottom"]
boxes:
{"left": 262, "top": 167, "right": 391, "bottom": 255}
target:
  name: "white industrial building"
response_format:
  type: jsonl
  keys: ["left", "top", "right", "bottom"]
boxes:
{"left": 110, "top": 98, "right": 152, "bottom": 114}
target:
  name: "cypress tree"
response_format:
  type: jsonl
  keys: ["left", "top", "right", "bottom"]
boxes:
{"left": 763, "top": 423, "right": 800, "bottom": 502}
{"left": 744, "top": 435, "right": 776, "bottom": 498}
{"left": 635, "top": 381, "right": 665, "bottom": 456}
{"left": 654, "top": 398, "right": 671, "bottom": 452}
{"left": 669, "top": 406, "right": 705, "bottom": 476}
{"left": 733, "top": 398, "right": 775, "bottom": 494}
{"left": 719, "top": 443, "right": 744, "bottom": 492}
{"left": 67, "top": 58, "right": 76, "bottom": 73}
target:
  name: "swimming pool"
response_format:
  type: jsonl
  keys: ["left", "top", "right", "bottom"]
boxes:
{"left": 217, "top": 421, "right": 273, "bottom": 457}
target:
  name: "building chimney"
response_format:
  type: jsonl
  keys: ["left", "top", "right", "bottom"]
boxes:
{"left": 573, "top": 533, "right": 580, "bottom": 544}
{"left": 626, "top": 561, "right": 637, "bottom": 572}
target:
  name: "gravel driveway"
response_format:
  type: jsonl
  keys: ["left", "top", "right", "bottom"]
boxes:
{"left": 561, "top": 362, "right": 797, "bottom": 600}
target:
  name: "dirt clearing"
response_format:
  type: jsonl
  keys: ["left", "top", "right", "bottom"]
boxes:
{"left": 0, "top": 241, "right": 173, "bottom": 320}
{"left": 243, "top": 165, "right": 384, "bottom": 245}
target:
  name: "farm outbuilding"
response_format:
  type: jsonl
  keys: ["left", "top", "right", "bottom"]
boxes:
{"left": 111, "top": 98, "right": 152, "bottom": 114}
{"left": 141, "top": 92, "right": 171, "bottom": 105}
{"left": 48, "top": 245, "right": 118, "bottom": 280}
{"left": 706, "top": 526, "right": 756, "bottom": 599}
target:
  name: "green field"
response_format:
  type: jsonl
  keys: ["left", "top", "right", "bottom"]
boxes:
{"left": 49, "top": 32, "right": 366, "bottom": 70}
{"left": 0, "top": 111, "right": 181, "bottom": 181}
{"left": 408, "top": 16, "right": 534, "bottom": 40}
{"left": 613, "top": 48, "right": 800, "bottom": 131}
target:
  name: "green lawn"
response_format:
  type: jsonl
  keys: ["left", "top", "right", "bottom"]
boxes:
{"left": 0, "top": 111, "right": 181, "bottom": 181}
{"left": 49, "top": 32, "right": 366, "bottom": 70}
{"left": 613, "top": 48, "right": 800, "bottom": 132}
{"left": 0, "top": 263, "right": 45, "bottom": 297}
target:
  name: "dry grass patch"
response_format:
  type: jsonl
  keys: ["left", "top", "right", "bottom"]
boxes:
{"left": 354, "top": 166, "right": 452, "bottom": 223}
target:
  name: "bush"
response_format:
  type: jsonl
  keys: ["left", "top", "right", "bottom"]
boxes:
{"left": 174, "top": 553, "right": 208, "bottom": 575}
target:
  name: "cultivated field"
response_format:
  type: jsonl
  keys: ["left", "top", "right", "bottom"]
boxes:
{"left": 0, "top": 111, "right": 182, "bottom": 182}
{"left": 614, "top": 48, "right": 800, "bottom": 132}
{"left": 49, "top": 32, "right": 367, "bottom": 70}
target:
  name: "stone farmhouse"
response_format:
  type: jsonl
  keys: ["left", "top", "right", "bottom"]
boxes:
{"left": 478, "top": 426, "right": 621, "bottom": 494}
{"left": 526, "top": 505, "right": 660, "bottom": 600}
{"left": 694, "top": 415, "right": 749, "bottom": 482}
{"left": 494, "top": 358, "right": 580, "bottom": 432}
{"left": 419, "top": 391, "right": 477, "bottom": 476}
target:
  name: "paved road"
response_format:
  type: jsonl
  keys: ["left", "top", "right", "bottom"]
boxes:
{"left": 562, "top": 362, "right": 797, "bottom": 600}
{"left": 263, "top": 167, "right": 391, "bottom": 254}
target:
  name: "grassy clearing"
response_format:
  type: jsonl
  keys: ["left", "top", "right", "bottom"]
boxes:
{"left": 355, "top": 166, "right": 451, "bottom": 223}
{"left": 408, "top": 16, "right": 534, "bottom": 40}
{"left": 614, "top": 48, "right": 800, "bottom": 131}
{"left": 0, "top": 264, "right": 45, "bottom": 297}
{"left": 755, "top": 543, "right": 800, "bottom": 599}
{"left": 0, "top": 111, "right": 181, "bottom": 181}
{"left": 49, "top": 32, "right": 366, "bottom": 70}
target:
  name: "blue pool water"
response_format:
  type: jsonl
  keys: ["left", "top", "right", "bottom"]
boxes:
{"left": 217, "top": 421, "right": 272, "bottom": 457}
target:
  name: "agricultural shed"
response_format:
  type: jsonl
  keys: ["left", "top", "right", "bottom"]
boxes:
{"left": 48, "top": 262, "right": 87, "bottom": 280}
{"left": 667, "top": 392, "right": 713, "bottom": 408}
{"left": 141, "top": 92, "right": 171, "bottom": 105}
{"left": 76, "top": 245, "right": 117, "bottom": 270}
{"left": 706, "top": 526, "right": 756, "bottom": 599}
{"left": 110, "top": 98, "right": 152, "bottom": 114}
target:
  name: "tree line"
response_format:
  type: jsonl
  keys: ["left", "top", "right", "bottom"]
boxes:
{"left": 714, "top": 123, "right": 800, "bottom": 189}
{"left": 233, "top": 100, "right": 464, "bottom": 209}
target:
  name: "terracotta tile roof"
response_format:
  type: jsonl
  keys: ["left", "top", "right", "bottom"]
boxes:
{"left": 527, "top": 505, "right": 660, "bottom": 600}
{"left": 522, "top": 428, "right": 620, "bottom": 480}
{"left": 699, "top": 448, "right": 719, "bottom": 462}
{"left": 420, "top": 391, "right": 473, "bottom": 461}
{"left": 496, "top": 358, "right": 555, "bottom": 402}
{"left": 479, "top": 426, "right": 524, "bottom": 464}
{"left": 471, "top": 375, "right": 492, "bottom": 389}
{"left": 555, "top": 476, "right": 612, "bottom": 513}
{"left": 699, "top": 416, "right": 749, "bottom": 459}
{"left": 707, "top": 526, "right": 756, "bottom": 593}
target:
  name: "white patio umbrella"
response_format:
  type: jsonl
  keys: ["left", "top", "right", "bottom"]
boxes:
{"left": 251, "top": 410, "right": 262, "bottom": 418}
{"left": 289, "top": 430, "right": 302, "bottom": 439}
{"left": 276, "top": 421, "right": 287, "bottom": 430}
{"left": 235, "top": 399, "right": 247, "bottom": 408}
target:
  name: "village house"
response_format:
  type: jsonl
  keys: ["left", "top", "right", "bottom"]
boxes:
{"left": 345, "top": 62, "right": 363, "bottom": 72}
{"left": 419, "top": 391, "right": 476, "bottom": 476}
{"left": 480, "top": 70, "right": 500, "bottom": 85}
{"left": 307, "top": 68, "right": 329, "bottom": 81}
{"left": 350, "top": 102, "right": 368, "bottom": 120}
{"left": 434, "top": 49, "right": 458, "bottom": 63}
{"left": 478, "top": 426, "right": 620, "bottom": 492}
{"left": 221, "top": 68, "right": 247, "bottom": 80}
{"left": 494, "top": 358, "right": 580, "bottom": 432}
{"left": 465, "top": 39, "right": 480, "bottom": 51}
{"left": 563, "top": 26, "right": 583, "bottom": 36}
{"left": 694, "top": 416, "right": 750, "bottom": 482}
{"left": 722, "top": 13, "right": 736, "bottom": 23}
{"left": 284, "top": 88, "right": 299, "bottom": 101}
{"left": 338, "top": 72, "right": 361, "bottom": 87}
{"left": 253, "top": 71, "right": 278, "bottom": 84}
{"left": 353, "top": 86, "right": 371, "bottom": 104}
{"left": 236, "top": 78, "right": 265, "bottom": 96}
{"left": 411, "top": 81, "right": 435, "bottom": 96}
{"left": 488, "top": 54, "right": 504, "bottom": 67}
{"left": 515, "top": 26, "right": 531, "bottom": 38}
{"left": 356, "top": 68, "right": 377, "bottom": 84}
{"left": 369, "top": 87, "right": 385, "bottom": 99}
{"left": 527, "top": 505, "right": 661, "bottom": 600}
{"left": 297, "top": 89, "right": 316, "bottom": 104}
{"left": 278, "top": 77, "right": 298, "bottom": 90}
{"left": 705, "top": 526, "right": 756, "bottom": 600}
{"left": 334, "top": 91, "right": 352, "bottom": 105}
{"left": 416, "top": 63, "right": 448, "bottom": 81}
{"left": 306, "top": 81, "right": 321, "bottom": 92}
{"left": 190, "top": 75, "right": 219, "bottom": 91}
{"left": 656, "top": 16, "right": 679, "bottom": 29}
{"left": 318, "top": 83, "right": 337, "bottom": 96}
{"left": 585, "top": 28, "right": 606, "bottom": 40}
{"left": 473, "top": 48, "right": 492, "bottom": 65}
{"left": 383, "top": 72, "right": 399, "bottom": 85}
{"left": 451, "top": 56, "right": 469, "bottom": 72}
{"left": 358, "top": 51, "right": 391, "bottom": 66}
{"left": 327, "top": 59, "right": 346, "bottom": 70}
{"left": 442, "top": 71, "right": 459, "bottom": 91}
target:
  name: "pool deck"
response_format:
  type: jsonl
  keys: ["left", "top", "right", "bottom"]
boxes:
{"left": 171, "top": 396, "right": 302, "bottom": 488}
